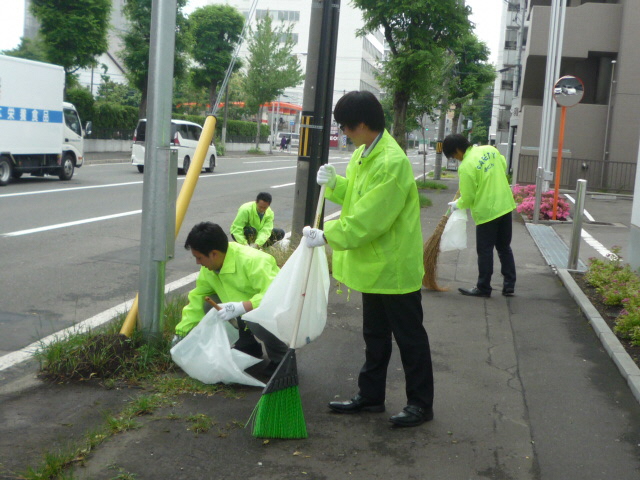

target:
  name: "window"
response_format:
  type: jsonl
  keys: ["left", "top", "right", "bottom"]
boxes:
{"left": 63, "top": 109, "right": 81, "bottom": 135}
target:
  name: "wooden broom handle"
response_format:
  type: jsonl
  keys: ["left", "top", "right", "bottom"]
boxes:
{"left": 204, "top": 296, "right": 222, "bottom": 311}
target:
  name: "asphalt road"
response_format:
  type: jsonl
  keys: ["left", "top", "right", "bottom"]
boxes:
{"left": 0, "top": 151, "right": 435, "bottom": 358}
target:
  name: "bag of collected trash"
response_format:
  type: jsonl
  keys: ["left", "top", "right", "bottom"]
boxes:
{"left": 243, "top": 239, "right": 329, "bottom": 348}
{"left": 171, "top": 308, "right": 265, "bottom": 387}
{"left": 440, "top": 208, "right": 467, "bottom": 252}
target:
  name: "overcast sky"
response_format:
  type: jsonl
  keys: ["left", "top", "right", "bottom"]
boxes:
{"left": 0, "top": 0, "right": 503, "bottom": 64}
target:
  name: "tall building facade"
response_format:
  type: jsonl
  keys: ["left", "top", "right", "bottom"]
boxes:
{"left": 495, "top": 0, "right": 639, "bottom": 193}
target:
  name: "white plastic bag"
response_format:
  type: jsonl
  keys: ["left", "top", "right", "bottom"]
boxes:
{"left": 170, "top": 309, "right": 265, "bottom": 387}
{"left": 440, "top": 208, "right": 468, "bottom": 252}
{"left": 242, "top": 240, "right": 329, "bottom": 348}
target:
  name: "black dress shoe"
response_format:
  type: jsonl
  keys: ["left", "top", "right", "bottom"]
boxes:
{"left": 458, "top": 286, "right": 491, "bottom": 298}
{"left": 502, "top": 288, "right": 515, "bottom": 297}
{"left": 328, "top": 394, "right": 385, "bottom": 414}
{"left": 389, "top": 405, "right": 434, "bottom": 427}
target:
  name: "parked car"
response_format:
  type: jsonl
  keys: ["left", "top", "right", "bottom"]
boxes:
{"left": 131, "top": 119, "right": 217, "bottom": 174}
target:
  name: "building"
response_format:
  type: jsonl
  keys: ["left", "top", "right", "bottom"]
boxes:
{"left": 494, "top": 0, "right": 638, "bottom": 193}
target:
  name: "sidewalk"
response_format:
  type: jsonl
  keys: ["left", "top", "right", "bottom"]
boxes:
{"left": 1, "top": 183, "right": 640, "bottom": 479}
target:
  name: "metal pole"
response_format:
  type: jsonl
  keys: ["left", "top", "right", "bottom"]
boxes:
{"left": 138, "top": 0, "right": 178, "bottom": 342}
{"left": 568, "top": 179, "right": 587, "bottom": 270}
{"left": 601, "top": 59, "right": 616, "bottom": 189}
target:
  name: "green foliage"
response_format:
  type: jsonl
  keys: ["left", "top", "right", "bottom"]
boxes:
{"left": 92, "top": 102, "right": 139, "bottom": 130}
{"left": 416, "top": 180, "right": 448, "bottom": 190}
{"left": 1, "top": 35, "right": 48, "bottom": 61}
{"left": 244, "top": 14, "right": 304, "bottom": 147}
{"left": 66, "top": 87, "right": 95, "bottom": 123}
{"left": 30, "top": 0, "right": 111, "bottom": 81}
{"left": 353, "top": 0, "right": 472, "bottom": 149}
{"left": 96, "top": 74, "right": 141, "bottom": 107}
{"left": 188, "top": 4, "right": 245, "bottom": 107}
{"left": 120, "top": 0, "right": 190, "bottom": 116}
{"left": 418, "top": 193, "right": 432, "bottom": 208}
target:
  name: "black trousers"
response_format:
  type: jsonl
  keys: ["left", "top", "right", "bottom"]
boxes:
{"left": 475, "top": 211, "right": 516, "bottom": 294}
{"left": 231, "top": 227, "right": 285, "bottom": 247}
{"left": 358, "top": 290, "right": 434, "bottom": 410}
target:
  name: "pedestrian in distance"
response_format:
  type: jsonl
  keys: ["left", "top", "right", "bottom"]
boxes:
{"left": 303, "top": 90, "right": 435, "bottom": 428}
{"left": 172, "top": 222, "right": 288, "bottom": 376}
{"left": 230, "top": 192, "right": 285, "bottom": 248}
{"left": 280, "top": 135, "right": 287, "bottom": 151}
{"left": 442, "top": 134, "right": 517, "bottom": 298}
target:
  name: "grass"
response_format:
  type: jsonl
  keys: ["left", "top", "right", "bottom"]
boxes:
{"left": 419, "top": 193, "right": 432, "bottom": 208}
{"left": 247, "top": 147, "right": 265, "bottom": 155}
{"left": 416, "top": 179, "right": 448, "bottom": 190}
{"left": 427, "top": 170, "right": 457, "bottom": 179}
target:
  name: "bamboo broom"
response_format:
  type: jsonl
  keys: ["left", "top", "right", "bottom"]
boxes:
{"left": 250, "top": 184, "right": 327, "bottom": 439}
{"left": 422, "top": 190, "right": 460, "bottom": 291}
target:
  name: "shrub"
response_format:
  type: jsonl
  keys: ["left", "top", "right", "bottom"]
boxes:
{"left": 512, "top": 184, "right": 571, "bottom": 221}
{"left": 92, "top": 102, "right": 139, "bottom": 130}
{"left": 66, "top": 87, "right": 94, "bottom": 123}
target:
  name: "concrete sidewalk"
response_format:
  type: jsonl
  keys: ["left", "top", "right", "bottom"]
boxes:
{"left": 1, "top": 183, "right": 640, "bottom": 479}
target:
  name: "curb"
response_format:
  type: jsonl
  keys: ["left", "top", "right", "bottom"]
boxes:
{"left": 556, "top": 268, "right": 640, "bottom": 404}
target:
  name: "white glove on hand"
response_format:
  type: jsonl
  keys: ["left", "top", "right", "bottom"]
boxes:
{"left": 217, "top": 302, "right": 247, "bottom": 321}
{"left": 303, "top": 226, "right": 326, "bottom": 248}
{"left": 448, "top": 201, "right": 459, "bottom": 212}
{"left": 317, "top": 164, "right": 337, "bottom": 189}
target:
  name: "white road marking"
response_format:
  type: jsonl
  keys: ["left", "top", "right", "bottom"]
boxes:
{"left": 2, "top": 210, "right": 142, "bottom": 237}
{"left": 564, "top": 194, "right": 595, "bottom": 222}
{"left": 271, "top": 182, "right": 295, "bottom": 188}
{"left": 561, "top": 194, "right": 615, "bottom": 259}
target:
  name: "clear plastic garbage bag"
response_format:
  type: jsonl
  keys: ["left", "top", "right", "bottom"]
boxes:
{"left": 243, "top": 240, "right": 329, "bottom": 348}
{"left": 440, "top": 208, "right": 468, "bottom": 252}
{"left": 170, "top": 308, "right": 265, "bottom": 387}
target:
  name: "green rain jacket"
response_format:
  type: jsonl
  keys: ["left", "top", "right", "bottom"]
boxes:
{"left": 324, "top": 130, "right": 424, "bottom": 294}
{"left": 174, "top": 242, "right": 279, "bottom": 336}
{"left": 230, "top": 201, "right": 275, "bottom": 246}
{"left": 456, "top": 145, "right": 516, "bottom": 225}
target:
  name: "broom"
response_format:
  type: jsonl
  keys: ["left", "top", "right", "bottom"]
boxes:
{"left": 250, "top": 184, "right": 327, "bottom": 439}
{"left": 422, "top": 190, "right": 460, "bottom": 291}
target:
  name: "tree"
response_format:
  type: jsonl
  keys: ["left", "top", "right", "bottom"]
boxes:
{"left": 189, "top": 4, "right": 245, "bottom": 110}
{"left": 30, "top": 0, "right": 111, "bottom": 89}
{"left": 120, "top": 0, "right": 189, "bottom": 118}
{"left": 244, "top": 14, "right": 304, "bottom": 149}
{"left": 352, "top": 0, "right": 471, "bottom": 150}
{"left": 2, "top": 35, "right": 47, "bottom": 62}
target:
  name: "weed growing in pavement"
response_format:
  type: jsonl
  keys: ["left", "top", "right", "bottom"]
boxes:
{"left": 584, "top": 247, "right": 640, "bottom": 345}
{"left": 108, "top": 465, "right": 139, "bottom": 480}
{"left": 247, "top": 147, "right": 265, "bottom": 155}
{"left": 416, "top": 179, "right": 448, "bottom": 190}
{"left": 419, "top": 193, "right": 433, "bottom": 208}
{"left": 186, "top": 414, "right": 214, "bottom": 434}
{"left": 427, "top": 170, "right": 456, "bottom": 179}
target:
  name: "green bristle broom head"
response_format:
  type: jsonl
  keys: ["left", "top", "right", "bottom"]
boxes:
{"left": 251, "top": 385, "right": 308, "bottom": 439}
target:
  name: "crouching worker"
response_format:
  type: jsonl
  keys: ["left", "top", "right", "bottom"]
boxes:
{"left": 172, "top": 222, "right": 287, "bottom": 376}
{"left": 230, "top": 192, "right": 285, "bottom": 248}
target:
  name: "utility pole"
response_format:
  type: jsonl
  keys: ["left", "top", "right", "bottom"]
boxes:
{"left": 138, "top": 0, "right": 178, "bottom": 342}
{"left": 291, "top": 0, "right": 341, "bottom": 240}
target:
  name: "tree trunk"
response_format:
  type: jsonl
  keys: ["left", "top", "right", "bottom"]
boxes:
{"left": 208, "top": 84, "right": 217, "bottom": 113}
{"left": 392, "top": 90, "right": 409, "bottom": 151}
{"left": 452, "top": 103, "right": 462, "bottom": 133}
{"left": 138, "top": 85, "right": 148, "bottom": 119}
{"left": 255, "top": 106, "right": 262, "bottom": 149}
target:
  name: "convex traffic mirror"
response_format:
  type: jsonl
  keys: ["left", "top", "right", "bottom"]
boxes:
{"left": 553, "top": 75, "right": 584, "bottom": 107}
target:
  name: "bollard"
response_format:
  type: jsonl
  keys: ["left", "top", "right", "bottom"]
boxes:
{"left": 568, "top": 179, "right": 587, "bottom": 270}
{"left": 533, "top": 166, "right": 544, "bottom": 225}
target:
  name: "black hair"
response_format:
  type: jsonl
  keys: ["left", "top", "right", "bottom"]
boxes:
{"left": 442, "top": 134, "right": 471, "bottom": 158}
{"left": 184, "top": 222, "right": 228, "bottom": 254}
{"left": 333, "top": 91, "right": 385, "bottom": 132}
{"left": 256, "top": 192, "right": 272, "bottom": 204}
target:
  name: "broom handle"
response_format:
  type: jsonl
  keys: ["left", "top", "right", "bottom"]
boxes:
{"left": 288, "top": 183, "right": 327, "bottom": 349}
{"left": 445, "top": 189, "right": 461, "bottom": 216}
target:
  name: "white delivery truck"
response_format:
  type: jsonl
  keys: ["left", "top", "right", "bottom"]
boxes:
{"left": 0, "top": 55, "right": 91, "bottom": 186}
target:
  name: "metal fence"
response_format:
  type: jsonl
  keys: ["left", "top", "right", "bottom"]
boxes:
{"left": 517, "top": 154, "right": 637, "bottom": 193}
{"left": 86, "top": 128, "right": 135, "bottom": 140}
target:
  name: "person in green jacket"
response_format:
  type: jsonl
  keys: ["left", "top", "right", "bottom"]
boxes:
{"left": 303, "top": 90, "right": 434, "bottom": 428}
{"left": 230, "top": 192, "right": 285, "bottom": 248}
{"left": 173, "top": 222, "right": 288, "bottom": 375}
{"left": 443, "top": 134, "right": 517, "bottom": 298}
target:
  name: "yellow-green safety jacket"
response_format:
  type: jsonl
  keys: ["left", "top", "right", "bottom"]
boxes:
{"left": 324, "top": 130, "right": 424, "bottom": 294}
{"left": 174, "top": 242, "right": 279, "bottom": 336}
{"left": 230, "top": 201, "right": 275, "bottom": 246}
{"left": 456, "top": 145, "right": 516, "bottom": 225}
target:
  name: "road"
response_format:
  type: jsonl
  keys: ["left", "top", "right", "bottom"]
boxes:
{"left": 0, "top": 150, "right": 435, "bottom": 358}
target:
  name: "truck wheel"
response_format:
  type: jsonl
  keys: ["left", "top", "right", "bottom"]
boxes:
{"left": 59, "top": 154, "right": 74, "bottom": 181}
{"left": 182, "top": 156, "right": 190, "bottom": 175}
{"left": 0, "top": 157, "right": 12, "bottom": 186}
{"left": 205, "top": 155, "right": 215, "bottom": 173}
{"left": 137, "top": 165, "right": 144, "bottom": 173}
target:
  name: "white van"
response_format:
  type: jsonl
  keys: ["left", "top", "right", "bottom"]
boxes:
{"left": 277, "top": 132, "right": 300, "bottom": 152}
{"left": 131, "top": 119, "right": 217, "bottom": 174}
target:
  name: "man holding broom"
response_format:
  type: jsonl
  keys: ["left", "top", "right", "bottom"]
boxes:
{"left": 303, "top": 90, "right": 435, "bottom": 428}
{"left": 442, "top": 134, "right": 516, "bottom": 298}
{"left": 173, "top": 222, "right": 288, "bottom": 376}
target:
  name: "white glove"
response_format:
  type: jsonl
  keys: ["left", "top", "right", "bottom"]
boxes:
{"left": 317, "top": 164, "right": 337, "bottom": 189}
{"left": 303, "top": 226, "right": 326, "bottom": 248}
{"left": 217, "top": 302, "right": 247, "bottom": 321}
{"left": 448, "top": 201, "right": 459, "bottom": 212}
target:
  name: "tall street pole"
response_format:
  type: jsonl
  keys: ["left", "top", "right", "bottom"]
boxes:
{"left": 291, "top": 0, "right": 341, "bottom": 241}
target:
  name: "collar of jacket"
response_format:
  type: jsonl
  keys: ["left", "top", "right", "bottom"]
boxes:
{"left": 218, "top": 242, "right": 241, "bottom": 275}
